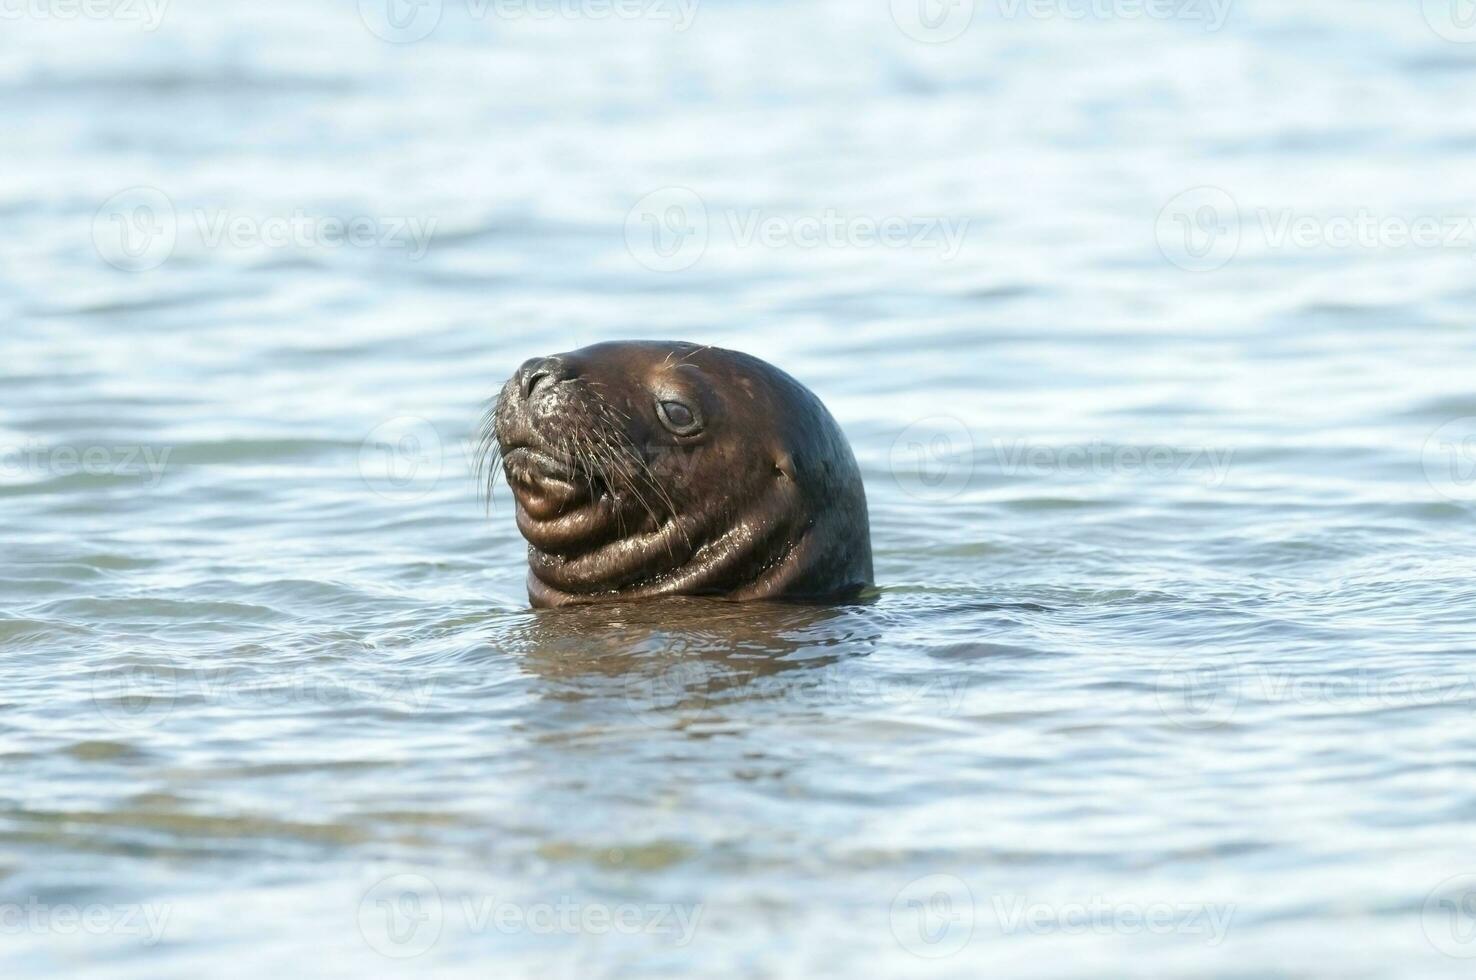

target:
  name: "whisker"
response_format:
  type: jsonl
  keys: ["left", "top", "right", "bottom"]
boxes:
{"left": 477, "top": 375, "right": 689, "bottom": 556}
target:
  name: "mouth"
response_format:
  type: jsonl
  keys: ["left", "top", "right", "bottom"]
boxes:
{"left": 501, "top": 445, "right": 578, "bottom": 489}
{"left": 492, "top": 393, "right": 574, "bottom": 486}
{"left": 484, "top": 376, "right": 633, "bottom": 522}
{"left": 496, "top": 441, "right": 592, "bottom": 520}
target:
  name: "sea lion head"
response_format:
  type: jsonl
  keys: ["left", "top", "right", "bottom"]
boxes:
{"left": 480, "top": 341, "right": 872, "bottom": 608}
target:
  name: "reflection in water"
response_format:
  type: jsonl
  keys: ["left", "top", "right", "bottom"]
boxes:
{"left": 508, "top": 599, "right": 883, "bottom": 728}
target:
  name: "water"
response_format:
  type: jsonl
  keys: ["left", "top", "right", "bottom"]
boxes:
{"left": 5, "top": 0, "right": 1476, "bottom": 975}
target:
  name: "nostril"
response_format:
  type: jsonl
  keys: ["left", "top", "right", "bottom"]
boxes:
{"left": 523, "top": 369, "right": 550, "bottom": 398}
{"left": 518, "top": 356, "right": 566, "bottom": 399}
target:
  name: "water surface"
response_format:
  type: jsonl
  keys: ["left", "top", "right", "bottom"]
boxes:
{"left": 5, "top": 0, "right": 1476, "bottom": 975}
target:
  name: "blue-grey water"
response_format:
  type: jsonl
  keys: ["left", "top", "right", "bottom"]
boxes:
{"left": 6, "top": 0, "right": 1476, "bottom": 975}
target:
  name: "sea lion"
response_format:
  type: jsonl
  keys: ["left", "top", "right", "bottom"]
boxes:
{"left": 479, "top": 341, "right": 872, "bottom": 608}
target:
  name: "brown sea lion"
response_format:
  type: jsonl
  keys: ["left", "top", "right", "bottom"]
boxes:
{"left": 479, "top": 341, "right": 872, "bottom": 608}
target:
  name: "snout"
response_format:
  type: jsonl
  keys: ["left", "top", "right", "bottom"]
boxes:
{"left": 516, "top": 355, "right": 574, "bottom": 400}
{"left": 493, "top": 352, "right": 579, "bottom": 458}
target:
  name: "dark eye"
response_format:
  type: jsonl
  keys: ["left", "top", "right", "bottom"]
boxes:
{"left": 657, "top": 400, "right": 701, "bottom": 434}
